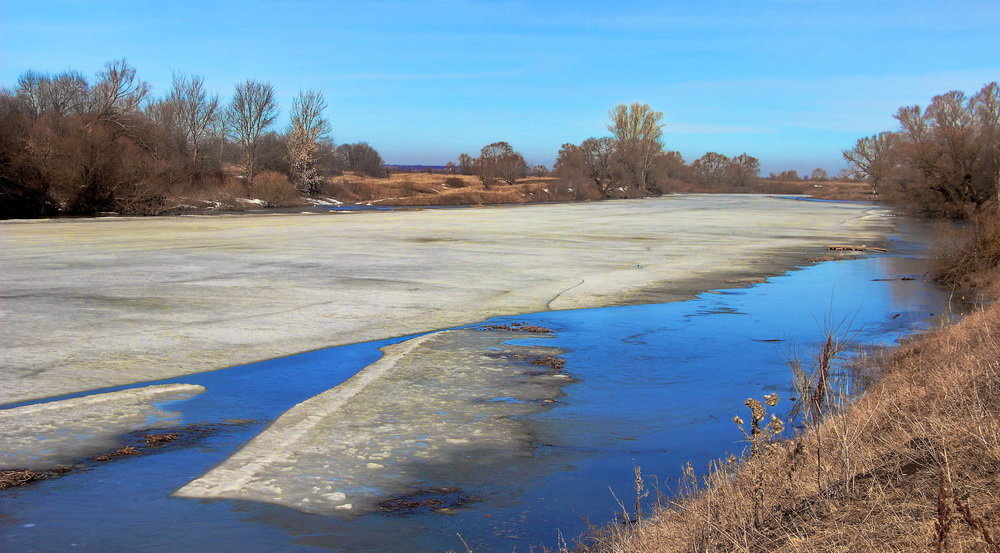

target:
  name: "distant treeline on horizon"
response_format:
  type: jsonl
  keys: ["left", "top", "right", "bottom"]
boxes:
{"left": 2, "top": 57, "right": 992, "bottom": 220}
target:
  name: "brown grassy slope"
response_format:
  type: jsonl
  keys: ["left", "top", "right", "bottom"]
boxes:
{"left": 157, "top": 171, "right": 872, "bottom": 212}
{"left": 164, "top": 168, "right": 307, "bottom": 211}
{"left": 584, "top": 216, "right": 1000, "bottom": 553}
{"left": 662, "top": 180, "right": 874, "bottom": 201}
{"left": 321, "top": 172, "right": 592, "bottom": 206}
{"left": 321, "top": 173, "right": 873, "bottom": 206}
{"left": 584, "top": 295, "right": 999, "bottom": 553}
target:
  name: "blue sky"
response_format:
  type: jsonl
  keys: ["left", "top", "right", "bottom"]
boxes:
{"left": 2, "top": 0, "right": 998, "bottom": 173}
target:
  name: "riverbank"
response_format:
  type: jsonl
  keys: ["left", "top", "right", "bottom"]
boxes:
{"left": 0, "top": 195, "right": 891, "bottom": 404}
{"left": 583, "top": 282, "right": 999, "bottom": 551}
{"left": 143, "top": 172, "right": 873, "bottom": 214}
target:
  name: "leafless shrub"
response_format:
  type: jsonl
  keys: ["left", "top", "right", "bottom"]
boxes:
{"left": 249, "top": 171, "right": 299, "bottom": 207}
{"left": 931, "top": 209, "right": 1000, "bottom": 289}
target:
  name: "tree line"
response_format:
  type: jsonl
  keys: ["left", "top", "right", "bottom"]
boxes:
{"left": 2, "top": 58, "right": 853, "bottom": 218}
{"left": 843, "top": 82, "right": 999, "bottom": 218}
{"left": 0, "top": 59, "right": 390, "bottom": 218}
{"left": 449, "top": 103, "right": 779, "bottom": 200}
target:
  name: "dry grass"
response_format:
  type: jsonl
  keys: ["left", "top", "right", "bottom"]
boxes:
{"left": 248, "top": 171, "right": 301, "bottom": 208}
{"left": 582, "top": 275, "right": 1000, "bottom": 552}
{"left": 93, "top": 446, "right": 143, "bottom": 461}
{"left": 530, "top": 356, "right": 567, "bottom": 370}
{"left": 322, "top": 172, "right": 481, "bottom": 203}
{"left": 932, "top": 212, "right": 1000, "bottom": 291}
{"left": 788, "top": 180, "right": 876, "bottom": 201}
{"left": 162, "top": 170, "right": 306, "bottom": 211}
{"left": 0, "top": 467, "right": 70, "bottom": 490}
{"left": 663, "top": 180, "right": 875, "bottom": 201}
{"left": 155, "top": 172, "right": 874, "bottom": 212}
{"left": 321, "top": 172, "right": 586, "bottom": 206}
{"left": 482, "top": 322, "right": 554, "bottom": 333}
{"left": 142, "top": 433, "right": 180, "bottom": 446}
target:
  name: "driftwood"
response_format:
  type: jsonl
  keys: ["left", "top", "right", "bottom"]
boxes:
{"left": 827, "top": 244, "right": 888, "bottom": 252}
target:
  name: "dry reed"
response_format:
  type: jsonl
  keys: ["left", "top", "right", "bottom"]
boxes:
{"left": 580, "top": 280, "right": 1000, "bottom": 552}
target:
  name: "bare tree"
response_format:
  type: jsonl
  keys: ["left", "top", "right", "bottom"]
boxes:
{"left": 729, "top": 153, "right": 761, "bottom": 187}
{"left": 692, "top": 152, "right": 730, "bottom": 187}
{"left": 89, "top": 59, "right": 149, "bottom": 128}
{"left": 767, "top": 169, "right": 801, "bottom": 181}
{"left": 287, "top": 89, "right": 331, "bottom": 194}
{"left": 529, "top": 164, "right": 550, "bottom": 177}
{"left": 336, "top": 142, "right": 387, "bottom": 178}
{"left": 457, "top": 153, "right": 476, "bottom": 175}
{"left": 16, "top": 70, "right": 89, "bottom": 118}
{"left": 225, "top": 79, "right": 278, "bottom": 183}
{"left": 15, "top": 71, "right": 46, "bottom": 118}
{"left": 476, "top": 141, "right": 526, "bottom": 187}
{"left": 971, "top": 82, "right": 1000, "bottom": 204}
{"left": 608, "top": 103, "right": 664, "bottom": 196}
{"left": 810, "top": 168, "right": 828, "bottom": 181}
{"left": 48, "top": 71, "right": 90, "bottom": 117}
{"left": 843, "top": 132, "right": 899, "bottom": 198}
{"left": 168, "top": 73, "right": 220, "bottom": 166}
{"left": 580, "top": 137, "right": 617, "bottom": 196}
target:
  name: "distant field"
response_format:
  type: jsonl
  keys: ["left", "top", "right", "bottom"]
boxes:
{"left": 319, "top": 172, "right": 874, "bottom": 206}
{"left": 160, "top": 171, "right": 875, "bottom": 212}
{"left": 321, "top": 172, "right": 582, "bottom": 206}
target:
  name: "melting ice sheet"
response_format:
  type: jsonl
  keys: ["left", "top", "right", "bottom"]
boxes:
{"left": 0, "top": 228, "right": 961, "bottom": 553}
{"left": 176, "top": 328, "right": 570, "bottom": 514}
{"left": 0, "top": 383, "right": 204, "bottom": 468}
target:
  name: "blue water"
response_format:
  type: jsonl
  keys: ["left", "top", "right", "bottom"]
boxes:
{"left": 0, "top": 228, "right": 954, "bottom": 553}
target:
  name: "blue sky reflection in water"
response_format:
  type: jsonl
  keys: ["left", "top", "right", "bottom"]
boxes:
{"left": 0, "top": 238, "right": 955, "bottom": 552}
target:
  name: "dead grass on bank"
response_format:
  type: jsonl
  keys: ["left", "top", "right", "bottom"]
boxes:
{"left": 933, "top": 212, "right": 1000, "bottom": 292}
{"left": 322, "top": 174, "right": 873, "bottom": 206}
{"left": 161, "top": 169, "right": 307, "bottom": 212}
{"left": 155, "top": 172, "right": 872, "bottom": 212}
{"left": 580, "top": 289, "right": 1000, "bottom": 553}
{"left": 322, "top": 172, "right": 583, "bottom": 206}
{"left": 662, "top": 180, "right": 874, "bottom": 201}
{"left": 789, "top": 180, "right": 876, "bottom": 201}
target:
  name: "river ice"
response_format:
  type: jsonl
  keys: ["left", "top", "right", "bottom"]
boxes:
{"left": 0, "top": 383, "right": 205, "bottom": 469}
{"left": 176, "top": 328, "right": 569, "bottom": 514}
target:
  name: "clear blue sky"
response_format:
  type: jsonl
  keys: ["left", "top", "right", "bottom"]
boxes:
{"left": 2, "top": 0, "right": 998, "bottom": 173}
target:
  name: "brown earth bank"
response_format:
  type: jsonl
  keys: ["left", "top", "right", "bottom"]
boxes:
{"left": 155, "top": 172, "right": 873, "bottom": 213}
{"left": 579, "top": 229, "right": 1000, "bottom": 553}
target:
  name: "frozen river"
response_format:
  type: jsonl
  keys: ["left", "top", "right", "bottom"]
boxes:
{"left": 0, "top": 197, "right": 952, "bottom": 551}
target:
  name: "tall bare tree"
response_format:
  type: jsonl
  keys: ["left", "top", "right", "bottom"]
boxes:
{"left": 729, "top": 153, "right": 761, "bottom": 187}
{"left": 167, "top": 73, "right": 220, "bottom": 166}
{"left": 225, "top": 79, "right": 278, "bottom": 183}
{"left": 476, "top": 141, "right": 526, "bottom": 188}
{"left": 971, "top": 82, "right": 1000, "bottom": 204}
{"left": 287, "top": 90, "right": 332, "bottom": 195}
{"left": 16, "top": 70, "right": 89, "bottom": 118}
{"left": 608, "top": 103, "right": 664, "bottom": 196}
{"left": 810, "top": 168, "right": 828, "bottom": 181}
{"left": 692, "top": 152, "right": 730, "bottom": 187}
{"left": 454, "top": 153, "right": 476, "bottom": 175}
{"left": 89, "top": 59, "right": 149, "bottom": 128}
{"left": 580, "top": 137, "right": 617, "bottom": 196}
{"left": 843, "top": 132, "right": 899, "bottom": 198}
{"left": 337, "top": 142, "right": 387, "bottom": 178}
